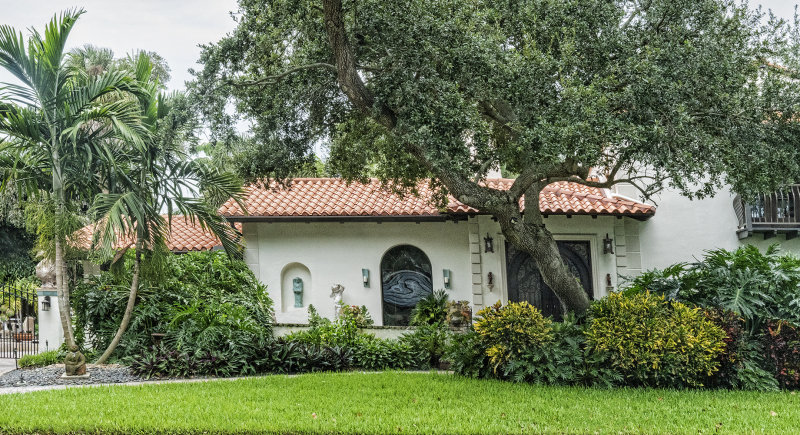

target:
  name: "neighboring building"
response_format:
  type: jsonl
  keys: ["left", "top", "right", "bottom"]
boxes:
{"left": 218, "top": 178, "right": 655, "bottom": 325}
{"left": 76, "top": 216, "right": 241, "bottom": 253}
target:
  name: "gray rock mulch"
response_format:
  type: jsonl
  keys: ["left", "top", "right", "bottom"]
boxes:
{"left": 0, "top": 364, "right": 145, "bottom": 388}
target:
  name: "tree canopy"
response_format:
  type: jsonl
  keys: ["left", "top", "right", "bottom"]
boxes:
{"left": 196, "top": 0, "right": 800, "bottom": 313}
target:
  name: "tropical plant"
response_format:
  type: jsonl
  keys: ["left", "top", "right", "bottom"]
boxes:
{"left": 473, "top": 301, "right": 553, "bottom": 370}
{"left": 400, "top": 323, "right": 449, "bottom": 368}
{"left": 585, "top": 292, "right": 726, "bottom": 388}
{"left": 409, "top": 289, "right": 448, "bottom": 326}
{"left": 762, "top": 320, "right": 800, "bottom": 390}
{"left": 74, "top": 251, "right": 272, "bottom": 362}
{"left": 0, "top": 9, "right": 148, "bottom": 347}
{"left": 624, "top": 245, "right": 800, "bottom": 333}
{"left": 87, "top": 52, "right": 245, "bottom": 363}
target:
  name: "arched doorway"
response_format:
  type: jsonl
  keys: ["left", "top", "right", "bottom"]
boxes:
{"left": 505, "top": 240, "right": 593, "bottom": 321}
{"left": 381, "top": 245, "right": 433, "bottom": 326}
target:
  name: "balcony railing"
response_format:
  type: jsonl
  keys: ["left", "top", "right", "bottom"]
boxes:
{"left": 734, "top": 185, "right": 800, "bottom": 239}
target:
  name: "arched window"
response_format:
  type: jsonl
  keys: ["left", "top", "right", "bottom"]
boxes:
{"left": 381, "top": 245, "right": 433, "bottom": 326}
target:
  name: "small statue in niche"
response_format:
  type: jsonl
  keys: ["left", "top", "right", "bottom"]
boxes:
{"left": 64, "top": 344, "right": 87, "bottom": 376}
{"left": 330, "top": 284, "right": 345, "bottom": 319}
{"left": 293, "top": 277, "right": 304, "bottom": 308}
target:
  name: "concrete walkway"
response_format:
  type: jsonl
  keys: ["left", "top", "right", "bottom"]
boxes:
{"left": 0, "top": 359, "right": 17, "bottom": 376}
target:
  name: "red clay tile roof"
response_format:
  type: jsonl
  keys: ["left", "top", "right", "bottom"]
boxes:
{"left": 75, "top": 216, "right": 241, "bottom": 252}
{"left": 218, "top": 178, "right": 655, "bottom": 219}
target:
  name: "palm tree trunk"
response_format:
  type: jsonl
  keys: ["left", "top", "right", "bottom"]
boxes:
{"left": 95, "top": 241, "right": 142, "bottom": 364}
{"left": 53, "top": 157, "right": 76, "bottom": 348}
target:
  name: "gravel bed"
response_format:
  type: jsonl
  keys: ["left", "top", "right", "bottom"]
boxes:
{"left": 0, "top": 364, "right": 145, "bottom": 387}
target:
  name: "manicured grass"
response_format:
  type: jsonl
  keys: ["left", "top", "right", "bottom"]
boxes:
{"left": 0, "top": 372, "right": 798, "bottom": 434}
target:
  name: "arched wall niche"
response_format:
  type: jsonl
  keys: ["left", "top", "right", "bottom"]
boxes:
{"left": 281, "top": 262, "right": 311, "bottom": 313}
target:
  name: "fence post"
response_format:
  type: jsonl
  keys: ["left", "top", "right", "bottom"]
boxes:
{"left": 36, "top": 289, "right": 64, "bottom": 352}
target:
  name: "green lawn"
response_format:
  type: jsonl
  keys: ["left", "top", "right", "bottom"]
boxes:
{"left": 1, "top": 372, "right": 798, "bottom": 434}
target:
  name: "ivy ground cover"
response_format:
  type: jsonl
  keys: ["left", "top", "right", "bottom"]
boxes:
{"left": 1, "top": 372, "right": 798, "bottom": 434}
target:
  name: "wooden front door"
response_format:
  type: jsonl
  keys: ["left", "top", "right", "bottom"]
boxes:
{"left": 505, "top": 240, "right": 593, "bottom": 321}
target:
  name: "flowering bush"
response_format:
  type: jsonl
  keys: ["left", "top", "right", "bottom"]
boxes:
{"left": 339, "top": 304, "right": 374, "bottom": 328}
{"left": 474, "top": 301, "right": 553, "bottom": 369}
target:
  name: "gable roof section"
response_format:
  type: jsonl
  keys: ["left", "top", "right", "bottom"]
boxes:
{"left": 75, "top": 216, "right": 241, "bottom": 252}
{"left": 218, "top": 178, "right": 655, "bottom": 220}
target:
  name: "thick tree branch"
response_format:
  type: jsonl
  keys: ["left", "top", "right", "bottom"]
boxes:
{"left": 228, "top": 63, "right": 337, "bottom": 88}
{"left": 322, "top": 0, "right": 396, "bottom": 128}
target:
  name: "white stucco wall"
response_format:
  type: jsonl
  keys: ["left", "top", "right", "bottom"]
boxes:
{"left": 244, "top": 220, "right": 473, "bottom": 325}
{"left": 636, "top": 187, "right": 800, "bottom": 272}
{"left": 243, "top": 214, "right": 627, "bottom": 324}
{"left": 37, "top": 292, "right": 64, "bottom": 352}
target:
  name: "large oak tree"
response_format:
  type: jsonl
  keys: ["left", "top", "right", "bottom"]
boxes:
{"left": 194, "top": 0, "right": 800, "bottom": 313}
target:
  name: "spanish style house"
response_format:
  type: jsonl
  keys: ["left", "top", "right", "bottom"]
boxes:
{"left": 217, "top": 178, "right": 654, "bottom": 325}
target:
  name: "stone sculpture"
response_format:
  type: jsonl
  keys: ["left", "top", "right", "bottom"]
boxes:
{"left": 330, "top": 284, "right": 345, "bottom": 319}
{"left": 35, "top": 255, "right": 56, "bottom": 290}
{"left": 64, "top": 344, "right": 87, "bottom": 376}
{"left": 293, "top": 277, "right": 304, "bottom": 308}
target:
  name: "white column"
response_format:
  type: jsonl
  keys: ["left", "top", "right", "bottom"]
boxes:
{"left": 37, "top": 290, "right": 64, "bottom": 352}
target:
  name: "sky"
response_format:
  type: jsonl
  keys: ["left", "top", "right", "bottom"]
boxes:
{"left": 0, "top": 0, "right": 796, "bottom": 93}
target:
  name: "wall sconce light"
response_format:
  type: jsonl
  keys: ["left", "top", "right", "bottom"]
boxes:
{"left": 484, "top": 233, "right": 494, "bottom": 253}
{"left": 41, "top": 296, "right": 51, "bottom": 312}
{"left": 487, "top": 271, "right": 495, "bottom": 291}
{"left": 362, "top": 269, "right": 370, "bottom": 287}
{"left": 443, "top": 269, "right": 451, "bottom": 289}
{"left": 603, "top": 233, "right": 614, "bottom": 254}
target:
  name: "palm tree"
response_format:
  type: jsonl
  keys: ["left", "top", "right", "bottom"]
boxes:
{"left": 91, "top": 53, "right": 245, "bottom": 363}
{"left": 0, "top": 9, "right": 148, "bottom": 347}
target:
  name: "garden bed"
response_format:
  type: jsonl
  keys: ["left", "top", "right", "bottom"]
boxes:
{"left": 0, "top": 364, "right": 144, "bottom": 388}
{"left": 0, "top": 372, "right": 798, "bottom": 434}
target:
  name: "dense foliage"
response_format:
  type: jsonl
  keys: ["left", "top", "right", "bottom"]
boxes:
{"left": 625, "top": 245, "right": 800, "bottom": 332}
{"left": 18, "top": 350, "right": 62, "bottom": 368}
{"left": 762, "top": 320, "right": 800, "bottom": 389}
{"left": 193, "top": 0, "right": 800, "bottom": 313}
{"left": 474, "top": 301, "right": 553, "bottom": 369}
{"left": 74, "top": 251, "right": 272, "bottom": 363}
{"left": 624, "top": 245, "right": 800, "bottom": 390}
{"left": 585, "top": 292, "right": 725, "bottom": 388}
{"left": 0, "top": 224, "right": 35, "bottom": 282}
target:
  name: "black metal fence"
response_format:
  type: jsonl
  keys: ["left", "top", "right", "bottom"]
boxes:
{"left": 0, "top": 281, "right": 38, "bottom": 359}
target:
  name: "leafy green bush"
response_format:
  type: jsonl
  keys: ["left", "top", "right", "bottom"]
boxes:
{"left": 0, "top": 224, "right": 35, "bottom": 281}
{"left": 474, "top": 301, "right": 553, "bottom": 369}
{"left": 625, "top": 245, "right": 800, "bottom": 332}
{"left": 445, "top": 330, "right": 492, "bottom": 379}
{"left": 586, "top": 292, "right": 726, "bottom": 388}
{"left": 351, "top": 336, "right": 423, "bottom": 370}
{"left": 18, "top": 350, "right": 62, "bottom": 368}
{"left": 503, "top": 315, "right": 622, "bottom": 387}
{"left": 75, "top": 250, "right": 273, "bottom": 366}
{"left": 400, "top": 323, "right": 449, "bottom": 368}
{"left": 286, "top": 305, "right": 365, "bottom": 347}
{"left": 410, "top": 290, "right": 448, "bottom": 326}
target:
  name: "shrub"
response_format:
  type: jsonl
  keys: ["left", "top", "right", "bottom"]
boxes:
{"left": 400, "top": 323, "right": 449, "bottom": 368}
{"left": 18, "top": 350, "right": 62, "bottom": 368}
{"left": 351, "top": 336, "right": 423, "bottom": 370}
{"left": 445, "top": 330, "right": 492, "bottom": 379}
{"left": 762, "top": 320, "right": 800, "bottom": 389}
{"left": 586, "top": 292, "right": 726, "bottom": 388}
{"left": 474, "top": 301, "right": 552, "bottom": 369}
{"left": 624, "top": 245, "right": 800, "bottom": 332}
{"left": 74, "top": 250, "right": 273, "bottom": 363}
{"left": 338, "top": 304, "right": 374, "bottom": 328}
{"left": 410, "top": 290, "right": 448, "bottom": 326}
{"left": 502, "top": 314, "right": 623, "bottom": 387}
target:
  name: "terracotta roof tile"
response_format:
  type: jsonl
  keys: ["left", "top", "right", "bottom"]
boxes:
{"left": 219, "top": 178, "right": 655, "bottom": 219}
{"left": 75, "top": 216, "right": 241, "bottom": 252}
